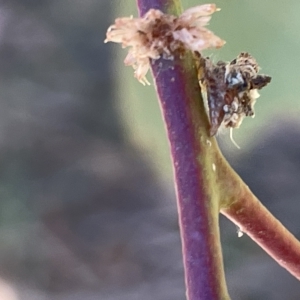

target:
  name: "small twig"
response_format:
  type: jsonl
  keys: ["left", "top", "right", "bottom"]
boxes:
{"left": 216, "top": 156, "right": 300, "bottom": 279}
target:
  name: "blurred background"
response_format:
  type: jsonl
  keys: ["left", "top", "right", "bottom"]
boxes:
{"left": 0, "top": 0, "right": 299, "bottom": 299}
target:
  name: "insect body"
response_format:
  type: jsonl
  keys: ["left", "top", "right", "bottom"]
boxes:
{"left": 199, "top": 52, "right": 271, "bottom": 136}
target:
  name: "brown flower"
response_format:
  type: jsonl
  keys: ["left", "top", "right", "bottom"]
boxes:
{"left": 105, "top": 4, "right": 225, "bottom": 85}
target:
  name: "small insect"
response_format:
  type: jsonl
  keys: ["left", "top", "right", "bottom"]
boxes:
{"left": 198, "top": 52, "right": 271, "bottom": 142}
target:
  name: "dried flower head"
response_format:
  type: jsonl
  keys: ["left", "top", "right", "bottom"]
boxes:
{"left": 105, "top": 4, "right": 225, "bottom": 85}
{"left": 199, "top": 52, "right": 271, "bottom": 137}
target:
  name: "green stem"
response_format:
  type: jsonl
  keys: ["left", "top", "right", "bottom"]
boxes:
{"left": 216, "top": 154, "right": 300, "bottom": 279}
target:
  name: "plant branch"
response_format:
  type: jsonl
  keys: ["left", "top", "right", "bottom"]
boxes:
{"left": 134, "top": 0, "right": 300, "bottom": 297}
{"left": 215, "top": 155, "right": 300, "bottom": 279}
{"left": 137, "top": 2, "right": 230, "bottom": 299}
{"left": 149, "top": 55, "right": 230, "bottom": 299}
{"left": 137, "top": 0, "right": 182, "bottom": 16}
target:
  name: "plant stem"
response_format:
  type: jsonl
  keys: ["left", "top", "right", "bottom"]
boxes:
{"left": 216, "top": 155, "right": 300, "bottom": 279}
{"left": 150, "top": 54, "right": 230, "bottom": 299}
{"left": 136, "top": 0, "right": 300, "bottom": 297}
{"left": 137, "top": 2, "right": 230, "bottom": 299}
{"left": 137, "top": 0, "right": 181, "bottom": 16}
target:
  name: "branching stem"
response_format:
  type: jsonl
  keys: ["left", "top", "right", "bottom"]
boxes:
{"left": 216, "top": 155, "right": 300, "bottom": 279}
{"left": 134, "top": 0, "right": 300, "bottom": 299}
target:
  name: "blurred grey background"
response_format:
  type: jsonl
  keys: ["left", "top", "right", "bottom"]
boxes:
{"left": 0, "top": 0, "right": 299, "bottom": 299}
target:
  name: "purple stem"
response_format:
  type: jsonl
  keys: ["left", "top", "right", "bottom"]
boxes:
{"left": 138, "top": 0, "right": 173, "bottom": 15}
{"left": 137, "top": 2, "right": 229, "bottom": 299}
{"left": 152, "top": 59, "right": 227, "bottom": 300}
